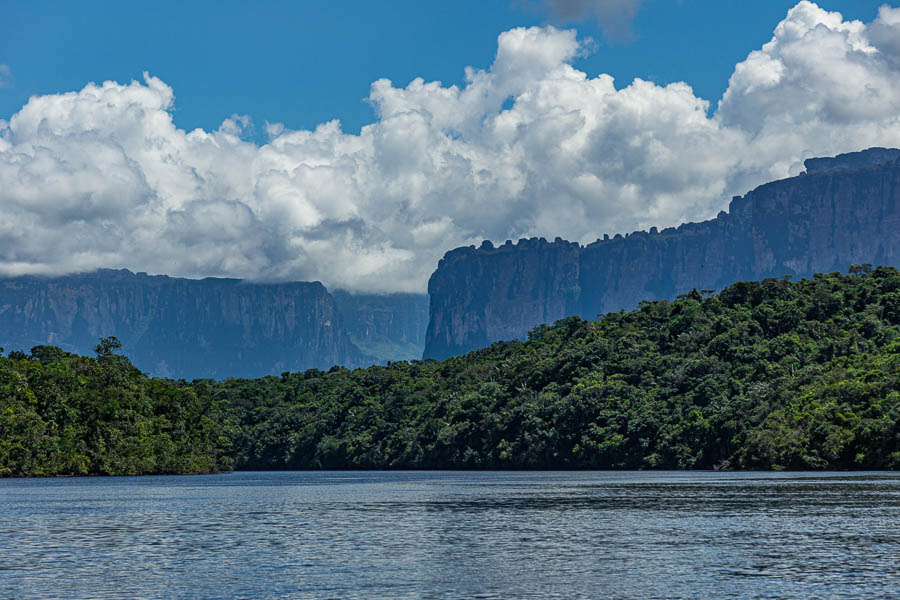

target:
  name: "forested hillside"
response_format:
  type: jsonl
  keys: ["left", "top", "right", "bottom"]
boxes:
{"left": 223, "top": 267, "right": 900, "bottom": 471}
{"left": 2, "top": 267, "right": 899, "bottom": 475}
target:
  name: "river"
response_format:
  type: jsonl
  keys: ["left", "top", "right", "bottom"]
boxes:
{"left": 2, "top": 471, "right": 899, "bottom": 599}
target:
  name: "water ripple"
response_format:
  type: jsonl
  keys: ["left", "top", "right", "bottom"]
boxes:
{"left": 1, "top": 471, "right": 899, "bottom": 599}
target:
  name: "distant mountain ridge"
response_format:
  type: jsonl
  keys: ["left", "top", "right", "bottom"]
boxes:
{"left": 0, "top": 269, "right": 428, "bottom": 379}
{"left": 332, "top": 291, "right": 429, "bottom": 364}
{"left": 4, "top": 148, "right": 898, "bottom": 374}
{"left": 424, "top": 147, "right": 900, "bottom": 360}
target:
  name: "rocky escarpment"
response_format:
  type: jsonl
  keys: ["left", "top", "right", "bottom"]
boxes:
{"left": 0, "top": 270, "right": 367, "bottom": 379}
{"left": 425, "top": 148, "right": 900, "bottom": 360}
{"left": 803, "top": 147, "right": 900, "bottom": 175}
{"left": 332, "top": 291, "right": 429, "bottom": 363}
{"left": 425, "top": 238, "right": 582, "bottom": 359}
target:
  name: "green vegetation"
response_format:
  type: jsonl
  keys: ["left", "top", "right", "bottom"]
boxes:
{"left": 0, "top": 337, "right": 232, "bottom": 476}
{"left": 2, "top": 267, "right": 899, "bottom": 475}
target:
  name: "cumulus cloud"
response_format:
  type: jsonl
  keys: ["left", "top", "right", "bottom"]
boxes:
{"left": 1, "top": 2, "right": 900, "bottom": 293}
{"left": 537, "top": 0, "right": 645, "bottom": 41}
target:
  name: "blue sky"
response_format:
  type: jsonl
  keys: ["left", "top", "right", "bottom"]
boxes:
{"left": 1, "top": 0, "right": 888, "bottom": 136}
{"left": 2, "top": 1, "right": 899, "bottom": 292}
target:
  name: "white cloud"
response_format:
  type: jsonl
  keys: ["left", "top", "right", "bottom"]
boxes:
{"left": 1, "top": 2, "right": 900, "bottom": 293}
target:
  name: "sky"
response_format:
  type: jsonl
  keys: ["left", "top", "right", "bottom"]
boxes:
{"left": 1, "top": 0, "right": 900, "bottom": 293}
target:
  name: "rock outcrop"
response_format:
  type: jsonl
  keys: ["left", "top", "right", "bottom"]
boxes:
{"left": 0, "top": 270, "right": 367, "bottom": 379}
{"left": 424, "top": 148, "right": 900, "bottom": 360}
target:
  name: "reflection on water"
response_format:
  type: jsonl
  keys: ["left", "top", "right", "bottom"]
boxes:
{"left": 2, "top": 471, "right": 899, "bottom": 599}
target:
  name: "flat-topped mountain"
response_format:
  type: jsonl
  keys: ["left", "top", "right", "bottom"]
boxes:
{"left": 0, "top": 270, "right": 430, "bottom": 379}
{"left": 5, "top": 148, "right": 898, "bottom": 373}
{"left": 802, "top": 147, "right": 900, "bottom": 174}
{"left": 424, "top": 148, "right": 900, "bottom": 359}
{"left": 0, "top": 269, "right": 367, "bottom": 379}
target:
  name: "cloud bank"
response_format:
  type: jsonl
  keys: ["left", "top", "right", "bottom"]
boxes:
{"left": 1, "top": 2, "right": 900, "bottom": 293}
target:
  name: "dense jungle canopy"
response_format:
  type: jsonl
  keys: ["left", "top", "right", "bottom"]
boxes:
{"left": 2, "top": 267, "right": 899, "bottom": 476}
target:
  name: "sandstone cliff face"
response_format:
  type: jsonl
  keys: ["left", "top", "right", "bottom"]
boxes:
{"left": 424, "top": 149, "right": 900, "bottom": 360}
{"left": 332, "top": 291, "right": 429, "bottom": 363}
{"left": 426, "top": 238, "right": 581, "bottom": 360}
{"left": 0, "top": 270, "right": 366, "bottom": 379}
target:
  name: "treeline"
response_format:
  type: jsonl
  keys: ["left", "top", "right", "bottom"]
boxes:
{"left": 221, "top": 266, "right": 900, "bottom": 471}
{"left": 2, "top": 267, "right": 899, "bottom": 475}
{"left": 0, "top": 338, "right": 231, "bottom": 476}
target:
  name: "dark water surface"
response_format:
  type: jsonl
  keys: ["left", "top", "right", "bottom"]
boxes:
{"left": 2, "top": 471, "right": 899, "bottom": 599}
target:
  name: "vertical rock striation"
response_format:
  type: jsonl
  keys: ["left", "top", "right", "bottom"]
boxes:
{"left": 424, "top": 149, "right": 900, "bottom": 360}
{"left": 425, "top": 239, "right": 582, "bottom": 361}
{"left": 0, "top": 270, "right": 366, "bottom": 379}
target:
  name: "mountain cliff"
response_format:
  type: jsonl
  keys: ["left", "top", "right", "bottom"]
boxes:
{"left": 0, "top": 270, "right": 367, "bottom": 379}
{"left": 425, "top": 148, "right": 900, "bottom": 359}
{"left": 332, "top": 291, "right": 430, "bottom": 363}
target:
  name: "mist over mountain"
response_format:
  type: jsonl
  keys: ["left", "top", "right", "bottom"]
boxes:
{"left": 425, "top": 148, "right": 900, "bottom": 360}
{"left": 332, "top": 291, "right": 429, "bottom": 364}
